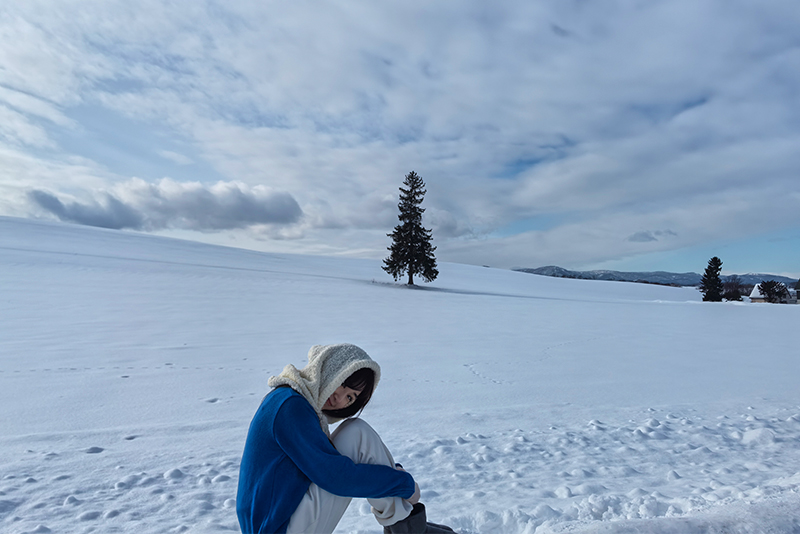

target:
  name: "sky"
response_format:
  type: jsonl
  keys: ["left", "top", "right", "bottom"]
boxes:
{"left": 1, "top": 0, "right": 799, "bottom": 277}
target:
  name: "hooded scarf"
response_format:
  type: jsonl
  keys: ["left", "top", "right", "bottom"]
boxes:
{"left": 267, "top": 343, "right": 381, "bottom": 435}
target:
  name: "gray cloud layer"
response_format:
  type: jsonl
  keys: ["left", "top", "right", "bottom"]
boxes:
{"left": 28, "top": 179, "right": 302, "bottom": 231}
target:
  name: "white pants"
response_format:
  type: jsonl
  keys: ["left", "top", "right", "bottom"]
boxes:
{"left": 285, "top": 418, "right": 414, "bottom": 534}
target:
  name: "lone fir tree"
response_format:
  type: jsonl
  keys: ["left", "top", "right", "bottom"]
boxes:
{"left": 383, "top": 171, "right": 438, "bottom": 285}
{"left": 699, "top": 256, "right": 724, "bottom": 302}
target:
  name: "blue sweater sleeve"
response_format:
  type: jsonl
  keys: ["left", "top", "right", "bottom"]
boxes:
{"left": 273, "top": 395, "right": 416, "bottom": 499}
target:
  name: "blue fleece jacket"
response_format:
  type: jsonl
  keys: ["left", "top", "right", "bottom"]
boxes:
{"left": 236, "top": 387, "right": 415, "bottom": 534}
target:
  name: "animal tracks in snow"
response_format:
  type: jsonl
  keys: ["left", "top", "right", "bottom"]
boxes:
{"left": 463, "top": 364, "right": 507, "bottom": 385}
{"left": 0, "top": 365, "right": 272, "bottom": 375}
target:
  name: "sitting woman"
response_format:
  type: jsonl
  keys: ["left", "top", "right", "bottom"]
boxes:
{"left": 236, "top": 343, "right": 456, "bottom": 534}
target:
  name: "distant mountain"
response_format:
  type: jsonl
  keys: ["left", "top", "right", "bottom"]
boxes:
{"left": 514, "top": 266, "right": 799, "bottom": 287}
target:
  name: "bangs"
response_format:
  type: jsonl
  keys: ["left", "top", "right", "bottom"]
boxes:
{"left": 343, "top": 367, "right": 374, "bottom": 393}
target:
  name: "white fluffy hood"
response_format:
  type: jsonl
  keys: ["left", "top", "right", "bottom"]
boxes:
{"left": 267, "top": 343, "right": 381, "bottom": 434}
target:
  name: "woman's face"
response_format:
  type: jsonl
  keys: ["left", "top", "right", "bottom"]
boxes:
{"left": 323, "top": 385, "right": 363, "bottom": 410}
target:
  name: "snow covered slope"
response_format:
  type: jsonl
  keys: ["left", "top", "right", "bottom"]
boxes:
{"left": 1, "top": 216, "right": 799, "bottom": 534}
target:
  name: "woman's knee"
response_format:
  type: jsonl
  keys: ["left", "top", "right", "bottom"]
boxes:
{"left": 332, "top": 418, "right": 392, "bottom": 465}
{"left": 331, "top": 418, "right": 375, "bottom": 448}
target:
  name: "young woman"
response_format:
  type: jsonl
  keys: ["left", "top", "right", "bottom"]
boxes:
{"left": 236, "top": 343, "right": 456, "bottom": 534}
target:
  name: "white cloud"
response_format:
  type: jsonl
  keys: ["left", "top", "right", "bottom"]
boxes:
{"left": 0, "top": 105, "right": 55, "bottom": 148}
{"left": 158, "top": 150, "right": 193, "bottom": 166}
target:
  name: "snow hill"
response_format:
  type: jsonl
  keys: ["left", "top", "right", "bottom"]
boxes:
{"left": 1, "top": 216, "right": 799, "bottom": 534}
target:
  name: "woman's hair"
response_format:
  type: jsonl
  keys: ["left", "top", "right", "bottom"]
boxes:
{"left": 321, "top": 367, "right": 376, "bottom": 419}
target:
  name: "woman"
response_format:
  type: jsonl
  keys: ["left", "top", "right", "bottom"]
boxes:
{"left": 236, "top": 343, "right": 455, "bottom": 534}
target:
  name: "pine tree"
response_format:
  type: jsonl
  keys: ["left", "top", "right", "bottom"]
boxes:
{"left": 383, "top": 171, "right": 438, "bottom": 285}
{"left": 758, "top": 280, "right": 789, "bottom": 303}
{"left": 699, "top": 256, "right": 724, "bottom": 302}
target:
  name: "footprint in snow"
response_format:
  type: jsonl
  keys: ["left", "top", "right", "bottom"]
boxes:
{"left": 742, "top": 428, "right": 775, "bottom": 445}
{"left": 164, "top": 468, "right": 185, "bottom": 480}
{"left": 0, "top": 500, "right": 21, "bottom": 513}
{"left": 85, "top": 447, "right": 104, "bottom": 454}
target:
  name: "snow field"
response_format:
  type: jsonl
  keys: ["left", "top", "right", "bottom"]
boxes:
{"left": 1, "top": 217, "right": 799, "bottom": 533}
{"left": 3, "top": 406, "right": 799, "bottom": 534}
{"left": 0, "top": 424, "right": 243, "bottom": 533}
{"left": 367, "top": 407, "right": 800, "bottom": 533}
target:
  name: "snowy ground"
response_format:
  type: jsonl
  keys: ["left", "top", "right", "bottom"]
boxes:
{"left": 1, "top": 216, "right": 799, "bottom": 534}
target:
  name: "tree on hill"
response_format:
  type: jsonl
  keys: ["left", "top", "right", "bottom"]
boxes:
{"left": 722, "top": 274, "right": 744, "bottom": 301}
{"left": 699, "top": 256, "right": 724, "bottom": 301}
{"left": 758, "top": 280, "right": 789, "bottom": 303}
{"left": 383, "top": 171, "right": 438, "bottom": 285}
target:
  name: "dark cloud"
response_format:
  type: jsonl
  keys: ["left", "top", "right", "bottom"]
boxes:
{"left": 29, "top": 179, "right": 303, "bottom": 232}
{"left": 627, "top": 230, "right": 678, "bottom": 243}
{"left": 28, "top": 190, "right": 144, "bottom": 230}
{"left": 627, "top": 231, "right": 658, "bottom": 243}
{"left": 550, "top": 24, "right": 571, "bottom": 38}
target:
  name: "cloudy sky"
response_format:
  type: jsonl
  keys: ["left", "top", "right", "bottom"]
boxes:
{"left": 2, "top": 0, "right": 799, "bottom": 277}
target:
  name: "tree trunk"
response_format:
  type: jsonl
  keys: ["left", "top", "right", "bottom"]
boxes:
{"left": 407, "top": 271, "right": 414, "bottom": 285}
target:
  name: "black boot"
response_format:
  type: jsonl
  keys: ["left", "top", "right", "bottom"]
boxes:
{"left": 425, "top": 520, "right": 457, "bottom": 534}
{"left": 383, "top": 503, "right": 457, "bottom": 534}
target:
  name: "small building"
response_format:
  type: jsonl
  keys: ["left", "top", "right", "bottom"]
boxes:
{"left": 749, "top": 283, "right": 798, "bottom": 304}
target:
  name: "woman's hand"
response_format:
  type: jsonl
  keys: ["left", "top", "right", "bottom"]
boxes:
{"left": 396, "top": 464, "right": 421, "bottom": 505}
{"left": 408, "top": 481, "right": 421, "bottom": 505}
